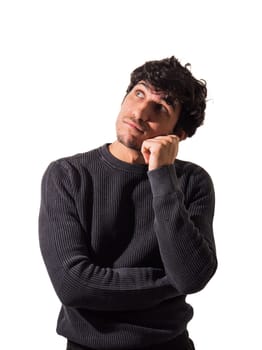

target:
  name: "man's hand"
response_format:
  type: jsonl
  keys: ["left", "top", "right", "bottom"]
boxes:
{"left": 141, "top": 135, "right": 180, "bottom": 171}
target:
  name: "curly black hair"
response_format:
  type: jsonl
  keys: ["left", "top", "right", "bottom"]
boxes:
{"left": 126, "top": 56, "right": 207, "bottom": 137}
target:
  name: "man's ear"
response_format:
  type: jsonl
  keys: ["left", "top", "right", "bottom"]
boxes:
{"left": 175, "top": 130, "right": 187, "bottom": 141}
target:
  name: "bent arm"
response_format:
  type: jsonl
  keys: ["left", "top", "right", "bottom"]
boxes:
{"left": 38, "top": 161, "right": 178, "bottom": 311}
{"left": 148, "top": 164, "right": 217, "bottom": 294}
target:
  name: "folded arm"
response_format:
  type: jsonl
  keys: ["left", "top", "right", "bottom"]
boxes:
{"left": 39, "top": 161, "right": 178, "bottom": 311}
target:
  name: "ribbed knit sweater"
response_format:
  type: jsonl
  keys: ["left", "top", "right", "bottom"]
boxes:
{"left": 39, "top": 144, "right": 217, "bottom": 349}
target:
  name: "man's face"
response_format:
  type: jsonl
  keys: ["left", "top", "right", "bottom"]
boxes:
{"left": 115, "top": 81, "right": 182, "bottom": 151}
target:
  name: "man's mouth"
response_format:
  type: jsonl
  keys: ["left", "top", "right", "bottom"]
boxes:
{"left": 124, "top": 120, "right": 145, "bottom": 133}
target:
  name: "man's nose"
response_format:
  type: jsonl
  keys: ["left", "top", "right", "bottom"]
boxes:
{"left": 132, "top": 101, "right": 152, "bottom": 121}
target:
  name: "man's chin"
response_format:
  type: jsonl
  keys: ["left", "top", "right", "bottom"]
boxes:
{"left": 117, "top": 135, "right": 142, "bottom": 151}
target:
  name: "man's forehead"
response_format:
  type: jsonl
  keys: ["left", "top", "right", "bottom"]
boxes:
{"left": 137, "top": 81, "right": 166, "bottom": 96}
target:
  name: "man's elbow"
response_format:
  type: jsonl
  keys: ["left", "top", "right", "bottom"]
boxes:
{"left": 169, "top": 258, "right": 218, "bottom": 295}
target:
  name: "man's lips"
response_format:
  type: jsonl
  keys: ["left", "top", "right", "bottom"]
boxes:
{"left": 124, "top": 120, "right": 145, "bottom": 133}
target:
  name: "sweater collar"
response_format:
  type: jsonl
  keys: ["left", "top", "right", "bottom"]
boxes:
{"left": 99, "top": 144, "right": 148, "bottom": 174}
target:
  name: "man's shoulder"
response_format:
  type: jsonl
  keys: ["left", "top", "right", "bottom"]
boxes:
{"left": 51, "top": 144, "right": 105, "bottom": 168}
{"left": 175, "top": 158, "right": 209, "bottom": 174}
{"left": 175, "top": 158, "right": 213, "bottom": 185}
{"left": 41, "top": 145, "right": 106, "bottom": 182}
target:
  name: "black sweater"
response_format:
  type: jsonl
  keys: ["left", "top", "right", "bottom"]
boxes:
{"left": 39, "top": 144, "right": 217, "bottom": 349}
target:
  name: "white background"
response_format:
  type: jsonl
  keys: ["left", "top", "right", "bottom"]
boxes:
{"left": 1, "top": 1, "right": 261, "bottom": 349}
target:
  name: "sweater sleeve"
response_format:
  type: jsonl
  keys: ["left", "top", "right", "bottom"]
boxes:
{"left": 148, "top": 164, "right": 217, "bottom": 294}
{"left": 38, "top": 161, "right": 178, "bottom": 311}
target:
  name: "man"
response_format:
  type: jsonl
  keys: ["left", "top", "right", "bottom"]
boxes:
{"left": 39, "top": 56, "right": 217, "bottom": 350}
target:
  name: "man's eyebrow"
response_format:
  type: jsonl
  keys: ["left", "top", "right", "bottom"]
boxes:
{"left": 138, "top": 81, "right": 149, "bottom": 89}
{"left": 136, "top": 82, "right": 152, "bottom": 92}
{"left": 137, "top": 82, "right": 167, "bottom": 99}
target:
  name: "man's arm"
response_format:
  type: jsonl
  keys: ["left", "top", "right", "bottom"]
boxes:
{"left": 148, "top": 163, "right": 217, "bottom": 294}
{"left": 38, "top": 161, "right": 178, "bottom": 312}
{"left": 142, "top": 135, "right": 217, "bottom": 293}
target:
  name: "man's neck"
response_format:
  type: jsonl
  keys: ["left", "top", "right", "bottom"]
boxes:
{"left": 109, "top": 141, "right": 146, "bottom": 165}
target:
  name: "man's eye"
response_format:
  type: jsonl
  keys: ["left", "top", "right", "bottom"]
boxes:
{"left": 135, "top": 90, "right": 144, "bottom": 98}
{"left": 160, "top": 105, "right": 168, "bottom": 113}
{"left": 156, "top": 104, "right": 168, "bottom": 113}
